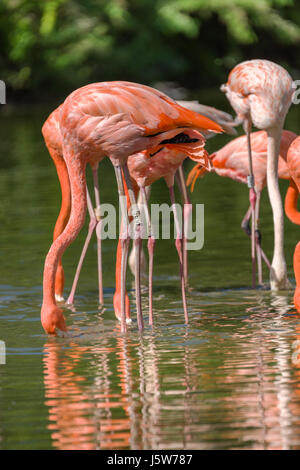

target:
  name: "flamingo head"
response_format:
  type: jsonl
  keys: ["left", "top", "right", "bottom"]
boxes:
{"left": 150, "top": 128, "right": 211, "bottom": 170}
{"left": 186, "top": 150, "right": 218, "bottom": 192}
{"left": 41, "top": 305, "right": 67, "bottom": 335}
{"left": 222, "top": 60, "right": 294, "bottom": 130}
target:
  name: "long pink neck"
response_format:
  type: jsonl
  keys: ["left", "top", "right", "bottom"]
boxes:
{"left": 42, "top": 158, "right": 87, "bottom": 310}
{"left": 267, "top": 125, "right": 288, "bottom": 290}
{"left": 285, "top": 179, "right": 300, "bottom": 225}
{"left": 284, "top": 178, "right": 300, "bottom": 310}
{"left": 293, "top": 243, "right": 300, "bottom": 311}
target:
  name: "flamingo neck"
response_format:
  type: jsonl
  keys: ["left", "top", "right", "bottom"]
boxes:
{"left": 293, "top": 242, "right": 300, "bottom": 311}
{"left": 266, "top": 125, "right": 288, "bottom": 289}
{"left": 285, "top": 179, "right": 300, "bottom": 225}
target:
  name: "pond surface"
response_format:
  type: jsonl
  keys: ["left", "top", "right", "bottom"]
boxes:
{"left": 1, "top": 94, "right": 300, "bottom": 450}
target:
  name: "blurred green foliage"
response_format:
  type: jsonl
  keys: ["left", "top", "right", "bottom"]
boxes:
{"left": 1, "top": 0, "right": 300, "bottom": 97}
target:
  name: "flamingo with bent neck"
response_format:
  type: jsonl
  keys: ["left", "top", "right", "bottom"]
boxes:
{"left": 221, "top": 59, "right": 293, "bottom": 290}
{"left": 41, "top": 81, "right": 222, "bottom": 335}
{"left": 45, "top": 101, "right": 234, "bottom": 313}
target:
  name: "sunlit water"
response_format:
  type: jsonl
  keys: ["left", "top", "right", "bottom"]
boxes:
{"left": 1, "top": 96, "right": 300, "bottom": 450}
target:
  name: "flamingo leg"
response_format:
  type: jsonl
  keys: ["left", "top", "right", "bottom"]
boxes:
{"left": 114, "top": 231, "right": 131, "bottom": 324}
{"left": 169, "top": 185, "right": 188, "bottom": 323}
{"left": 128, "top": 188, "right": 149, "bottom": 281}
{"left": 113, "top": 164, "right": 130, "bottom": 333}
{"left": 66, "top": 187, "right": 96, "bottom": 304}
{"left": 254, "top": 191, "right": 263, "bottom": 285}
{"left": 92, "top": 165, "right": 104, "bottom": 305}
{"left": 41, "top": 156, "right": 87, "bottom": 335}
{"left": 241, "top": 202, "right": 272, "bottom": 274}
{"left": 241, "top": 205, "right": 252, "bottom": 237}
{"left": 140, "top": 186, "right": 155, "bottom": 325}
{"left": 176, "top": 164, "right": 191, "bottom": 285}
{"left": 122, "top": 163, "right": 144, "bottom": 331}
{"left": 244, "top": 119, "right": 257, "bottom": 288}
{"left": 254, "top": 191, "right": 272, "bottom": 275}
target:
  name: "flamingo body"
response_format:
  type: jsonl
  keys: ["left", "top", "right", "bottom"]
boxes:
{"left": 221, "top": 59, "right": 294, "bottom": 290}
{"left": 59, "top": 81, "right": 221, "bottom": 166}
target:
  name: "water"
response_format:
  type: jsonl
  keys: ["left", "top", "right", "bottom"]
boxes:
{"left": 1, "top": 97, "right": 300, "bottom": 450}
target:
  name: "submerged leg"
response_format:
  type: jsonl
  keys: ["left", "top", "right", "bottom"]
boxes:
{"left": 169, "top": 185, "right": 188, "bottom": 323}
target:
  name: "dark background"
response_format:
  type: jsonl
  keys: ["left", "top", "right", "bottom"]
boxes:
{"left": 1, "top": 0, "right": 300, "bottom": 103}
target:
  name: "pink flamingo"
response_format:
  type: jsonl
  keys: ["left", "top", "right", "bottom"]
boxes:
{"left": 187, "top": 129, "right": 298, "bottom": 286}
{"left": 44, "top": 102, "right": 228, "bottom": 328}
{"left": 44, "top": 125, "right": 209, "bottom": 328}
{"left": 46, "top": 101, "right": 235, "bottom": 309}
{"left": 221, "top": 59, "right": 293, "bottom": 290}
{"left": 284, "top": 137, "right": 300, "bottom": 311}
{"left": 41, "top": 81, "right": 222, "bottom": 335}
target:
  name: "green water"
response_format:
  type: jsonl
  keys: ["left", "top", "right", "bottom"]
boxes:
{"left": 1, "top": 98, "right": 300, "bottom": 450}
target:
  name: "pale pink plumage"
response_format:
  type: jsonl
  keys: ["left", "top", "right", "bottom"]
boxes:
{"left": 211, "top": 130, "right": 296, "bottom": 191}
{"left": 221, "top": 59, "right": 294, "bottom": 290}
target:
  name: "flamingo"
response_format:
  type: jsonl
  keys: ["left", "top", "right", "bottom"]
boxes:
{"left": 284, "top": 136, "right": 300, "bottom": 311}
{"left": 43, "top": 119, "right": 206, "bottom": 328}
{"left": 41, "top": 81, "right": 222, "bottom": 335}
{"left": 46, "top": 101, "right": 235, "bottom": 309}
{"left": 187, "top": 130, "right": 298, "bottom": 286}
{"left": 45, "top": 121, "right": 209, "bottom": 326}
{"left": 221, "top": 59, "right": 293, "bottom": 290}
{"left": 44, "top": 101, "right": 231, "bottom": 328}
